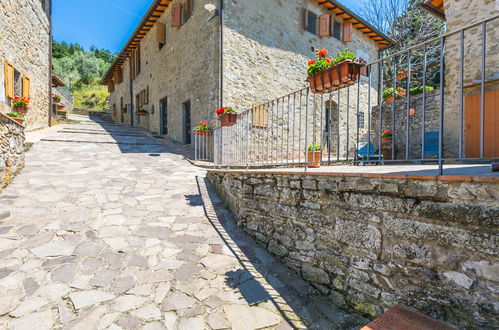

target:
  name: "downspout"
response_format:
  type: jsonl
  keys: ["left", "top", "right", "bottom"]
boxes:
{"left": 129, "top": 59, "right": 134, "bottom": 127}
{"left": 219, "top": 0, "right": 224, "bottom": 108}
{"left": 48, "top": 0, "right": 53, "bottom": 127}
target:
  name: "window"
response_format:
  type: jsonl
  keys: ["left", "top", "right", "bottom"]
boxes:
{"left": 333, "top": 21, "right": 341, "bottom": 40}
{"left": 13, "top": 69, "right": 21, "bottom": 97}
{"left": 183, "top": 101, "right": 191, "bottom": 144}
{"left": 306, "top": 11, "right": 317, "bottom": 35}
{"left": 357, "top": 112, "right": 365, "bottom": 129}
{"left": 120, "top": 97, "right": 124, "bottom": 111}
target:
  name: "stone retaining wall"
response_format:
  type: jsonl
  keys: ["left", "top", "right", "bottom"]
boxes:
{"left": 0, "top": 114, "right": 25, "bottom": 192}
{"left": 207, "top": 170, "right": 499, "bottom": 329}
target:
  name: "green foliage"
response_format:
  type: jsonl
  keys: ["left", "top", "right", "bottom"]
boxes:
{"left": 333, "top": 49, "right": 356, "bottom": 64}
{"left": 308, "top": 143, "right": 322, "bottom": 152}
{"left": 6, "top": 112, "right": 24, "bottom": 119}
{"left": 410, "top": 85, "right": 434, "bottom": 95}
{"left": 52, "top": 40, "right": 117, "bottom": 110}
{"left": 72, "top": 85, "right": 109, "bottom": 110}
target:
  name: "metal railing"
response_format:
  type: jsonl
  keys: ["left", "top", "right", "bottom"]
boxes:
{"left": 193, "top": 130, "right": 214, "bottom": 161}
{"left": 55, "top": 86, "right": 73, "bottom": 104}
{"left": 208, "top": 14, "right": 498, "bottom": 174}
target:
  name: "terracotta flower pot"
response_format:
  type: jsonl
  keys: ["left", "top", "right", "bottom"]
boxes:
{"left": 384, "top": 96, "right": 395, "bottom": 103}
{"left": 396, "top": 71, "right": 412, "bottom": 80}
{"left": 338, "top": 60, "right": 362, "bottom": 85}
{"left": 309, "top": 68, "right": 333, "bottom": 94}
{"left": 9, "top": 117, "right": 24, "bottom": 126}
{"left": 137, "top": 112, "right": 147, "bottom": 116}
{"left": 219, "top": 113, "right": 237, "bottom": 127}
{"left": 195, "top": 130, "right": 212, "bottom": 136}
{"left": 122, "top": 109, "right": 127, "bottom": 113}
{"left": 381, "top": 136, "right": 393, "bottom": 160}
{"left": 397, "top": 89, "right": 407, "bottom": 96}
{"left": 14, "top": 105, "right": 28, "bottom": 115}
{"left": 307, "top": 151, "right": 322, "bottom": 168}
{"left": 53, "top": 97, "right": 61, "bottom": 103}
{"left": 330, "top": 66, "right": 340, "bottom": 86}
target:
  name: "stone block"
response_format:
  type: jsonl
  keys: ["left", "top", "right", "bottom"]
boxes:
{"left": 302, "top": 265, "right": 330, "bottom": 284}
{"left": 334, "top": 218, "right": 381, "bottom": 251}
{"left": 302, "top": 179, "right": 317, "bottom": 190}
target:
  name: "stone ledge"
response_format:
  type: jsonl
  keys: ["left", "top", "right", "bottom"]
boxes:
{"left": 206, "top": 169, "right": 499, "bottom": 183}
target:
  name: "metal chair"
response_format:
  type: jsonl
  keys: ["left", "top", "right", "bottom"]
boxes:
{"left": 356, "top": 142, "right": 384, "bottom": 165}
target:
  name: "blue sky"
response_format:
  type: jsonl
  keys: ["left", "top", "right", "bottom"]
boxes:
{"left": 53, "top": 0, "right": 367, "bottom": 53}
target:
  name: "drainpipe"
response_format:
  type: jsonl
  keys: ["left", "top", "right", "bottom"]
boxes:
{"left": 219, "top": 0, "right": 224, "bottom": 108}
{"left": 129, "top": 60, "right": 134, "bottom": 127}
{"left": 48, "top": 0, "right": 53, "bottom": 127}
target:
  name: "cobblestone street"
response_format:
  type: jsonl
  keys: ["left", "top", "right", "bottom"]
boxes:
{"left": 0, "top": 116, "right": 365, "bottom": 330}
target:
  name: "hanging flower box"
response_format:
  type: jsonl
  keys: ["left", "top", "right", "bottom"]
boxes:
{"left": 137, "top": 110, "right": 148, "bottom": 116}
{"left": 195, "top": 122, "right": 212, "bottom": 135}
{"left": 216, "top": 107, "right": 237, "bottom": 127}
{"left": 307, "top": 49, "right": 365, "bottom": 94}
{"left": 306, "top": 143, "right": 322, "bottom": 168}
{"left": 396, "top": 68, "right": 413, "bottom": 81}
{"left": 12, "top": 97, "right": 29, "bottom": 116}
{"left": 6, "top": 112, "right": 25, "bottom": 126}
{"left": 52, "top": 93, "right": 61, "bottom": 103}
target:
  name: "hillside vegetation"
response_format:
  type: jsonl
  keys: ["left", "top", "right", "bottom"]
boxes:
{"left": 52, "top": 41, "right": 116, "bottom": 110}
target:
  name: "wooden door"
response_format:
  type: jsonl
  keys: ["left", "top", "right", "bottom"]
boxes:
{"left": 465, "top": 89, "right": 499, "bottom": 158}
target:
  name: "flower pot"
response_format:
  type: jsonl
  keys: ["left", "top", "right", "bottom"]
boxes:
{"left": 9, "top": 117, "right": 24, "bottom": 126}
{"left": 53, "top": 97, "right": 61, "bottom": 103}
{"left": 396, "top": 71, "right": 412, "bottom": 80}
{"left": 137, "top": 112, "right": 147, "bottom": 116}
{"left": 397, "top": 89, "right": 407, "bottom": 96}
{"left": 330, "top": 66, "right": 340, "bottom": 86}
{"left": 306, "top": 151, "right": 322, "bottom": 168}
{"left": 195, "top": 130, "right": 212, "bottom": 136}
{"left": 381, "top": 136, "right": 393, "bottom": 160}
{"left": 14, "top": 105, "right": 28, "bottom": 115}
{"left": 309, "top": 68, "right": 332, "bottom": 94}
{"left": 338, "top": 60, "right": 362, "bottom": 85}
{"left": 219, "top": 113, "right": 237, "bottom": 127}
{"left": 122, "top": 110, "right": 127, "bottom": 113}
{"left": 384, "top": 96, "right": 395, "bottom": 103}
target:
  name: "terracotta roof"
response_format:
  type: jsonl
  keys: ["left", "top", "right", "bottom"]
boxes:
{"left": 419, "top": 0, "right": 446, "bottom": 20}
{"left": 101, "top": 0, "right": 395, "bottom": 85}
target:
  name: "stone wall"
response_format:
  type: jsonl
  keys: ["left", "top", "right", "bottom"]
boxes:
{"left": 0, "top": 0, "right": 50, "bottom": 131}
{"left": 109, "top": 0, "right": 220, "bottom": 143}
{"left": 0, "top": 114, "right": 25, "bottom": 192}
{"left": 207, "top": 170, "right": 499, "bottom": 329}
{"left": 371, "top": 89, "right": 442, "bottom": 160}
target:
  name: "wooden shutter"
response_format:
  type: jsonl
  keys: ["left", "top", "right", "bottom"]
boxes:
{"left": 157, "top": 22, "right": 166, "bottom": 44}
{"left": 185, "top": 0, "right": 192, "bottom": 17}
{"left": 115, "top": 67, "right": 122, "bottom": 84}
{"left": 136, "top": 46, "right": 141, "bottom": 75}
{"left": 22, "top": 75, "right": 30, "bottom": 98}
{"left": 108, "top": 82, "right": 115, "bottom": 93}
{"left": 252, "top": 105, "right": 268, "bottom": 128}
{"left": 146, "top": 86, "right": 149, "bottom": 104}
{"left": 172, "top": 3, "right": 182, "bottom": 28}
{"left": 319, "top": 15, "right": 331, "bottom": 36}
{"left": 343, "top": 22, "right": 353, "bottom": 42}
{"left": 4, "top": 60, "right": 14, "bottom": 99}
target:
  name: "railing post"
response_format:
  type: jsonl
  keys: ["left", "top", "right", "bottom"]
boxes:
{"left": 438, "top": 37, "right": 446, "bottom": 175}
{"left": 304, "top": 88, "right": 310, "bottom": 171}
{"left": 480, "top": 21, "right": 486, "bottom": 159}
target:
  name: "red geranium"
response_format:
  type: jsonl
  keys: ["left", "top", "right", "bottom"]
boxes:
{"left": 12, "top": 96, "right": 30, "bottom": 107}
{"left": 381, "top": 130, "right": 392, "bottom": 138}
{"left": 317, "top": 48, "right": 328, "bottom": 58}
{"left": 216, "top": 106, "right": 236, "bottom": 117}
{"left": 324, "top": 58, "right": 331, "bottom": 65}
{"left": 308, "top": 59, "right": 316, "bottom": 66}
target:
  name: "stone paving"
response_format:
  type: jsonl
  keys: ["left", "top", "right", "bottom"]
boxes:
{"left": 0, "top": 116, "right": 366, "bottom": 330}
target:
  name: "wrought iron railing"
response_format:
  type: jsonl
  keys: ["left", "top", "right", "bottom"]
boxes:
{"left": 193, "top": 129, "right": 213, "bottom": 162}
{"left": 205, "top": 14, "right": 499, "bottom": 174}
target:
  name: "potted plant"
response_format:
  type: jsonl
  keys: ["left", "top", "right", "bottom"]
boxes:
{"left": 195, "top": 122, "right": 212, "bottom": 135}
{"left": 216, "top": 106, "right": 237, "bottom": 127}
{"left": 6, "top": 112, "right": 25, "bottom": 126}
{"left": 307, "top": 49, "right": 365, "bottom": 94}
{"left": 396, "top": 68, "right": 413, "bottom": 80}
{"left": 382, "top": 87, "right": 406, "bottom": 103}
{"left": 380, "top": 130, "right": 393, "bottom": 160}
{"left": 306, "top": 143, "right": 322, "bottom": 168}
{"left": 137, "top": 109, "right": 148, "bottom": 116}
{"left": 11, "top": 96, "right": 29, "bottom": 115}
{"left": 52, "top": 93, "right": 61, "bottom": 103}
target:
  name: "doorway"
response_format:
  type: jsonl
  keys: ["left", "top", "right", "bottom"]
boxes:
{"left": 183, "top": 101, "right": 191, "bottom": 144}
{"left": 160, "top": 97, "right": 168, "bottom": 135}
{"left": 465, "top": 89, "right": 498, "bottom": 158}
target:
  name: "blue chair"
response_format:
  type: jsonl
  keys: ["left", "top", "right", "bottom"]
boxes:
{"left": 356, "top": 142, "right": 384, "bottom": 165}
{"left": 423, "top": 131, "right": 439, "bottom": 159}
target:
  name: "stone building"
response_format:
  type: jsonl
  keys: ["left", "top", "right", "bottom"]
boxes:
{"left": 418, "top": 0, "right": 498, "bottom": 159}
{"left": 0, "top": 0, "right": 51, "bottom": 131}
{"left": 101, "top": 0, "right": 393, "bottom": 146}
